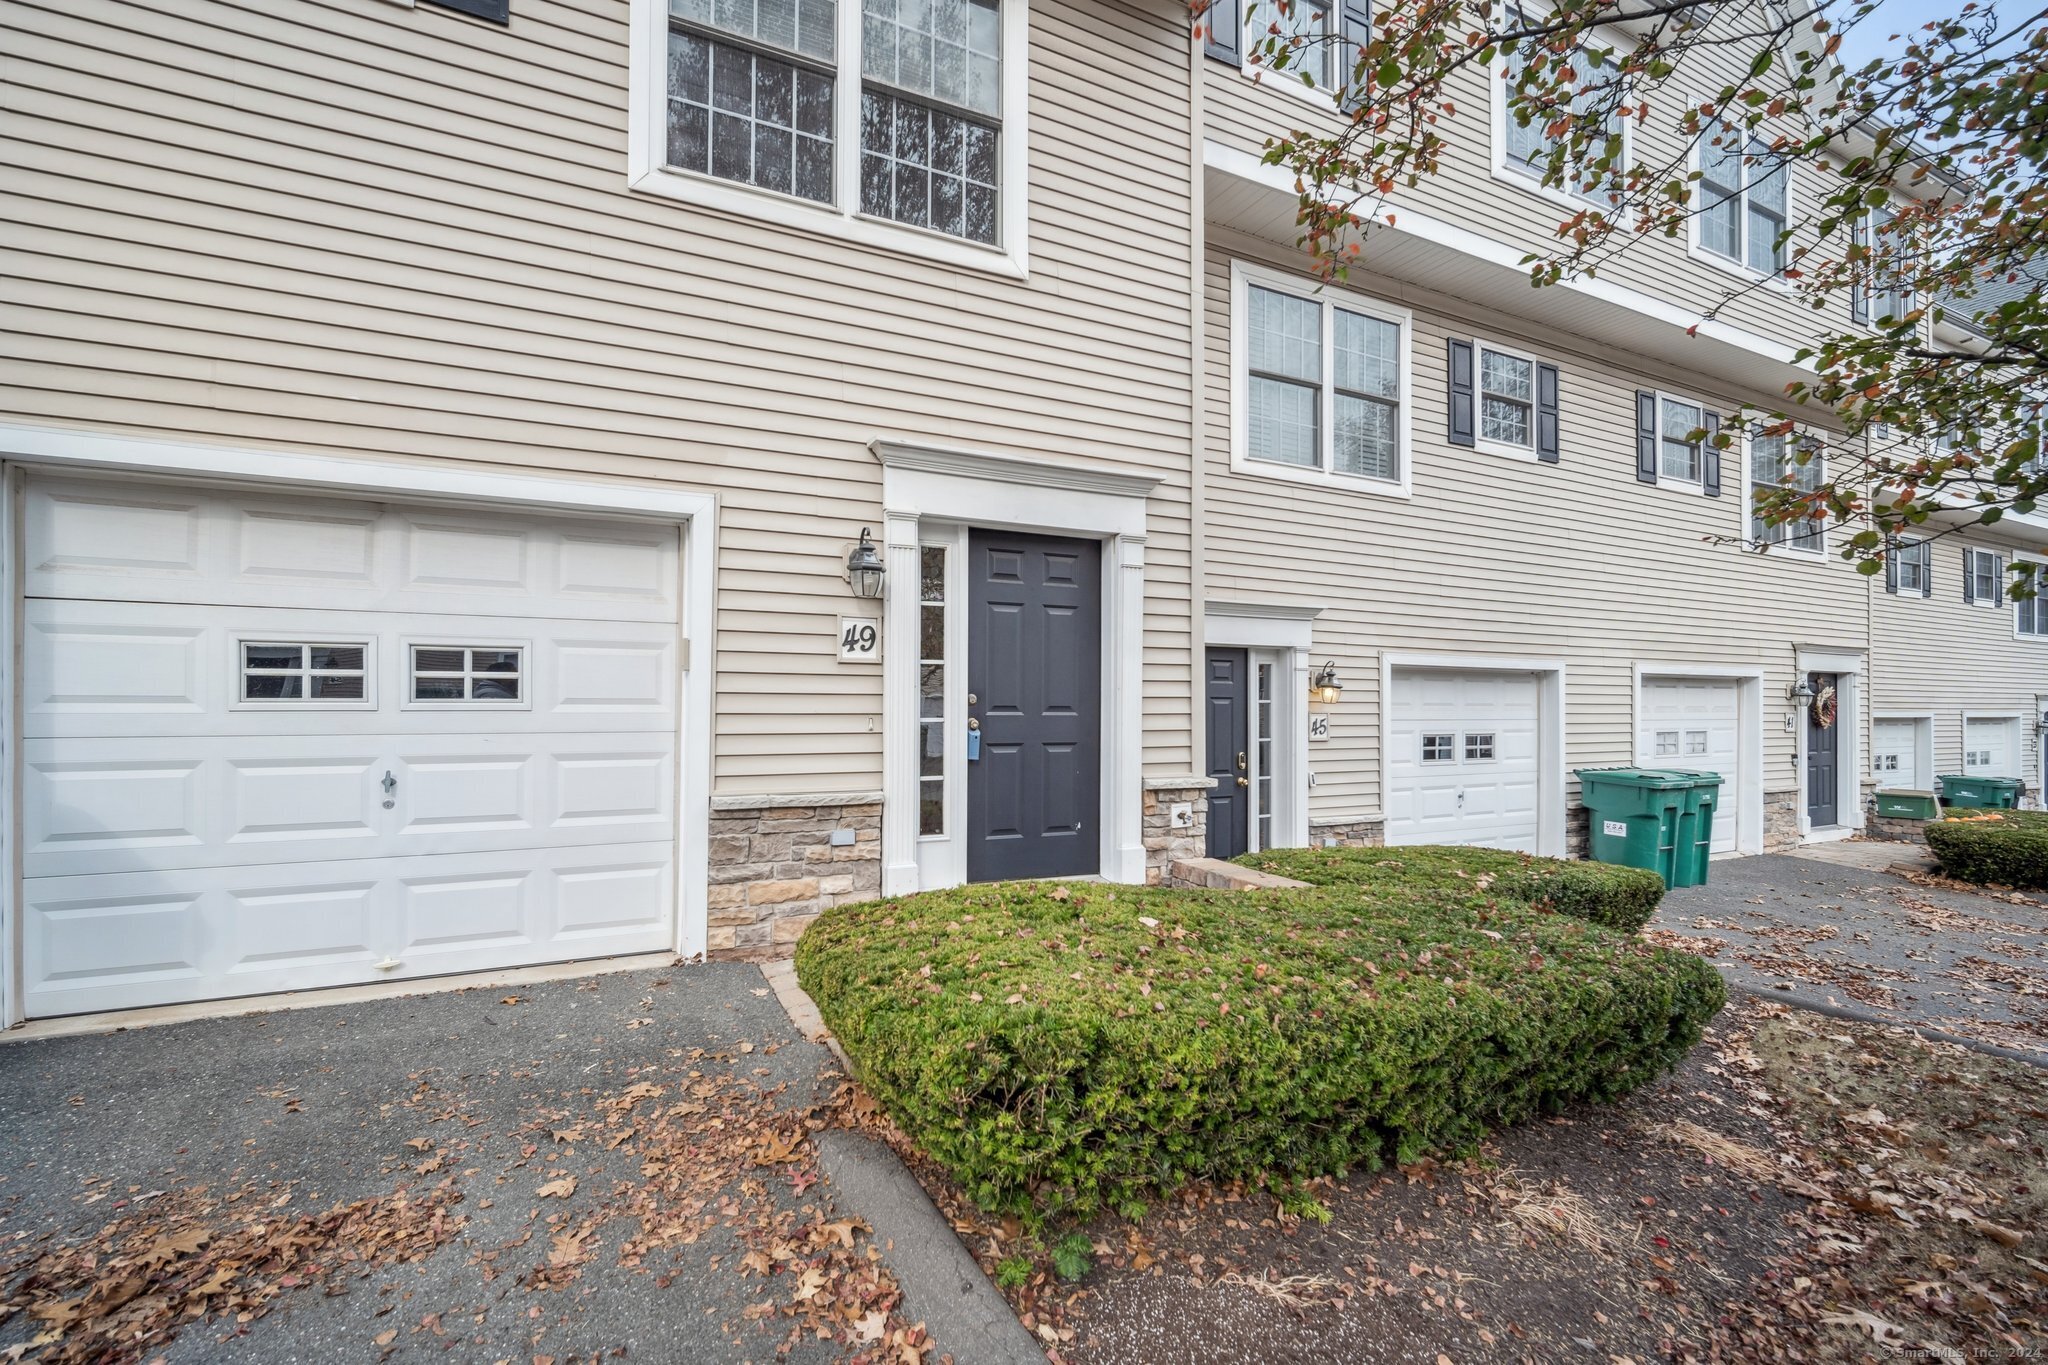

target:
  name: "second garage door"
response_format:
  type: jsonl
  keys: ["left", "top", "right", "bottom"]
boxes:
{"left": 1386, "top": 669, "right": 1541, "bottom": 851}
{"left": 1638, "top": 677, "right": 1741, "bottom": 855}
{"left": 16, "top": 474, "right": 684, "bottom": 1018}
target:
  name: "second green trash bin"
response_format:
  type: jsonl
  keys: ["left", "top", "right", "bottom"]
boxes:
{"left": 1576, "top": 767, "right": 1726, "bottom": 889}
{"left": 1938, "top": 774, "right": 2023, "bottom": 810}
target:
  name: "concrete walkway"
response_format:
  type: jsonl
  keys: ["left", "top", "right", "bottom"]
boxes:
{"left": 1656, "top": 848, "right": 2048, "bottom": 1063}
{"left": 0, "top": 961, "right": 1039, "bottom": 1364}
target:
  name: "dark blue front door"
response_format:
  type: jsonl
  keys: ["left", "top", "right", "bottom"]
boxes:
{"left": 1205, "top": 649, "right": 1249, "bottom": 859}
{"left": 967, "top": 530, "right": 1102, "bottom": 882}
{"left": 1806, "top": 672, "right": 1838, "bottom": 826}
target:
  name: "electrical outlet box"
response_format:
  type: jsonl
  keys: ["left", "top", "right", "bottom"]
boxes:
{"left": 828, "top": 829, "right": 856, "bottom": 847}
{"left": 1168, "top": 802, "right": 1193, "bottom": 829}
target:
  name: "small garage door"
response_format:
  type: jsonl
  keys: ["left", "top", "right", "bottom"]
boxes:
{"left": 1386, "top": 669, "right": 1540, "bottom": 851}
{"left": 1964, "top": 716, "right": 2021, "bottom": 778}
{"left": 1871, "top": 718, "right": 1923, "bottom": 790}
{"left": 16, "top": 475, "right": 683, "bottom": 1018}
{"left": 1638, "top": 677, "right": 1742, "bottom": 855}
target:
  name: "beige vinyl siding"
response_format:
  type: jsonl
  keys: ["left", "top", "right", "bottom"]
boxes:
{"left": 1205, "top": 230, "right": 1870, "bottom": 824}
{"left": 0, "top": 0, "right": 1198, "bottom": 793}
{"left": 1200, "top": 13, "right": 1854, "bottom": 359}
{"left": 1871, "top": 537, "right": 2048, "bottom": 795}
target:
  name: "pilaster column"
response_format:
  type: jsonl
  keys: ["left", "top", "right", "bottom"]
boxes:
{"left": 880, "top": 511, "right": 922, "bottom": 896}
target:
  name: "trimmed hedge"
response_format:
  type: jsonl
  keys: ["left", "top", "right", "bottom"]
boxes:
{"left": 1924, "top": 809, "right": 2048, "bottom": 888}
{"left": 1235, "top": 845, "right": 1666, "bottom": 934}
{"left": 794, "top": 880, "right": 1723, "bottom": 1223}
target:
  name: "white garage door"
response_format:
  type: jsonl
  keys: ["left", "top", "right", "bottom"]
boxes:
{"left": 1964, "top": 716, "right": 2021, "bottom": 778}
{"left": 1386, "top": 669, "right": 1541, "bottom": 851}
{"left": 1871, "top": 718, "right": 1923, "bottom": 790}
{"left": 16, "top": 475, "right": 682, "bottom": 1018}
{"left": 1638, "top": 677, "right": 1741, "bottom": 855}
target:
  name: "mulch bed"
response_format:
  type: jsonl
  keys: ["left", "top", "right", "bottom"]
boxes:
{"left": 855, "top": 993, "right": 2048, "bottom": 1362}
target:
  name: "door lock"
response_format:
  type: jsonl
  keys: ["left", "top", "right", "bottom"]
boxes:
{"left": 382, "top": 770, "right": 397, "bottom": 809}
{"left": 1236, "top": 751, "right": 1247, "bottom": 771}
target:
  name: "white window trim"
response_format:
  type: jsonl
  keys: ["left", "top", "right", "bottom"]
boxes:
{"left": 1238, "top": 2, "right": 1343, "bottom": 112}
{"left": 2014, "top": 551, "right": 2048, "bottom": 639}
{"left": 232, "top": 638, "right": 377, "bottom": 711}
{"left": 401, "top": 637, "right": 534, "bottom": 710}
{"left": 1684, "top": 125, "right": 1795, "bottom": 292}
{"left": 1961, "top": 712, "right": 2024, "bottom": 778}
{"left": 1228, "top": 260, "right": 1415, "bottom": 498}
{"left": 1470, "top": 334, "right": 1543, "bottom": 462}
{"left": 1891, "top": 534, "right": 1931, "bottom": 594}
{"left": 1742, "top": 428, "right": 1825, "bottom": 558}
{"left": 1487, "top": 2, "right": 1634, "bottom": 212}
{"left": 625, "top": 0, "right": 1030, "bottom": 279}
{"left": 1967, "top": 546, "right": 2004, "bottom": 609}
{"left": 1652, "top": 390, "right": 1707, "bottom": 490}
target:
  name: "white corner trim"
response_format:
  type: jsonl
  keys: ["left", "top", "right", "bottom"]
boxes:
{"left": 1202, "top": 140, "right": 1808, "bottom": 372}
{"left": 624, "top": 0, "right": 1030, "bottom": 279}
{"left": 0, "top": 424, "right": 720, "bottom": 982}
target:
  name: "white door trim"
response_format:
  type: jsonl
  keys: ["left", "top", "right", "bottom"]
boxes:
{"left": 1206, "top": 601, "right": 1319, "bottom": 851}
{"left": 1380, "top": 652, "right": 1567, "bottom": 857}
{"left": 875, "top": 441, "right": 1160, "bottom": 895}
{"left": 1794, "top": 646, "right": 1865, "bottom": 839}
{"left": 1630, "top": 663, "right": 1765, "bottom": 855}
{"left": 0, "top": 425, "right": 719, "bottom": 1026}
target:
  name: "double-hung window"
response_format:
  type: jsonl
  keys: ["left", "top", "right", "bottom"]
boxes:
{"left": 1697, "top": 122, "right": 1789, "bottom": 276}
{"left": 635, "top": 0, "right": 1022, "bottom": 269}
{"left": 1888, "top": 536, "right": 1930, "bottom": 595}
{"left": 2018, "top": 579, "right": 2048, "bottom": 637}
{"left": 1749, "top": 432, "right": 1823, "bottom": 554}
{"left": 1235, "top": 265, "right": 1410, "bottom": 491}
{"left": 1857, "top": 208, "right": 1915, "bottom": 326}
{"left": 1478, "top": 344, "right": 1537, "bottom": 450}
{"left": 1966, "top": 546, "right": 2004, "bottom": 606}
{"left": 1659, "top": 396, "right": 1705, "bottom": 483}
{"left": 1498, "top": 5, "right": 1625, "bottom": 200}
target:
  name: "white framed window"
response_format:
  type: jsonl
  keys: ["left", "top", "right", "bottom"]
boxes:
{"left": 1464, "top": 732, "right": 1496, "bottom": 761}
{"left": 1422, "top": 733, "right": 1456, "bottom": 763}
{"left": 1684, "top": 729, "right": 1708, "bottom": 755}
{"left": 626, "top": 0, "right": 1029, "bottom": 276}
{"left": 1653, "top": 729, "right": 1679, "bottom": 757}
{"left": 1491, "top": 3, "right": 1629, "bottom": 205}
{"left": 1966, "top": 546, "right": 2004, "bottom": 607}
{"left": 1658, "top": 394, "right": 1705, "bottom": 484}
{"left": 1231, "top": 262, "right": 1413, "bottom": 496}
{"left": 1858, "top": 207, "right": 1915, "bottom": 328}
{"left": 407, "top": 643, "right": 528, "bottom": 706}
{"left": 1692, "top": 121, "right": 1791, "bottom": 279}
{"left": 1891, "top": 536, "right": 1930, "bottom": 594}
{"left": 2016, "top": 556, "right": 2048, "bottom": 639}
{"left": 237, "top": 641, "right": 374, "bottom": 708}
{"left": 1748, "top": 430, "right": 1824, "bottom": 555}
{"left": 1475, "top": 340, "right": 1538, "bottom": 454}
{"left": 917, "top": 543, "right": 948, "bottom": 836}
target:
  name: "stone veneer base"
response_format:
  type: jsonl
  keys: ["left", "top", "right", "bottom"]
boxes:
{"left": 706, "top": 799, "right": 881, "bottom": 956}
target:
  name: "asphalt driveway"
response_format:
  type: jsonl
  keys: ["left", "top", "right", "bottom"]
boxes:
{"left": 0, "top": 963, "right": 941, "bottom": 1364}
{"left": 1653, "top": 847, "right": 2048, "bottom": 1062}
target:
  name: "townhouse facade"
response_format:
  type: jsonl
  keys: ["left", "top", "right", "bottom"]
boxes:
{"left": 0, "top": 0, "right": 2035, "bottom": 1026}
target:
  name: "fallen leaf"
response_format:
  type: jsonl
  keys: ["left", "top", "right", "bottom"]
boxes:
{"left": 537, "top": 1176, "right": 577, "bottom": 1199}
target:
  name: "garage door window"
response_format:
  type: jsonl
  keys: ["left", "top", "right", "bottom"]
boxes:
{"left": 1422, "top": 733, "right": 1456, "bottom": 762}
{"left": 1464, "top": 732, "right": 1495, "bottom": 760}
{"left": 240, "top": 642, "right": 370, "bottom": 704}
{"left": 409, "top": 645, "right": 525, "bottom": 704}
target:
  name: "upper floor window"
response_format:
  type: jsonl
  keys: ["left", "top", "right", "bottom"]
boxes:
{"left": 1749, "top": 432, "right": 1823, "bottom": 554}
{"left": 630, "top": 0, "right": 1025, "bottom": 272}
{"left": 1697, "top": 123, "right": 1789, "bottom": 276}
{"left": 1478, "top": 344, "right": 1537, "bottom": 449}
{"left": 1497, "top": 6, "right": 1625, "bottom": 201}
{"left": 2018, "top": 578, "right": 2048, "bottom": 637}
{"left": 1659, "top": 396, "right": 1705, "bottom": 483}
{"left": 1232, "top": 263, "right": 1411, "bottom": 493}
{"left": 1887, "top": 536, "right": 1930, "bottom": 596}
{"left": 1965, "top": 546, "right": 2004, "bottom": 606}
{"left": 1857, "top": 208, "right": 1915, "bottom": 327}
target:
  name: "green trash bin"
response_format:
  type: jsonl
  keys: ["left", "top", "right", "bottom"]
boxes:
{"left": 1874, "top": 789, "right": 1940, "bottom": 820}
{"left": 1671, "top": 769, "right": 1725, "bottom": 889}
{"left": 1938, "top": 775, "right": 2023, "bottom": 810}
{"left": 1576, "top": 768, "right": 1697, "bottom": 888}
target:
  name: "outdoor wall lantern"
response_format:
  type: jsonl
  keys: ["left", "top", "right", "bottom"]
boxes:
{"left": 1311, "top": 661, "right": 1344, "bottom": 706}
{"left": 1787, "top": 677, "right": 1816, "bottom": 705}
{"left": 845, "top": 528, "right": 886, "bottom": 600}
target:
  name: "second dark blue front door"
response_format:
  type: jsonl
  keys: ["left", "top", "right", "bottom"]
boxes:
{"left": 1205, "top": 648, "right": 1249, "bottom": 859}
{"left": 967, "top": 530, "right": 1102, "bottom": 882}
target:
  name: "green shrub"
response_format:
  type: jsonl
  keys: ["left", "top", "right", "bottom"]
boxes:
{"left": 794, "top": 880, "right": 1723, "bottom": 1224}
{"left": 1236, "top": 845, "right": 1666, "bottom": 933}
{"left": 1924, "top": 809, "right": 2048, "bottom": 887}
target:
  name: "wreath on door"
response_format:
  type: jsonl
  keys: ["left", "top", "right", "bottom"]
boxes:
{"left": 1810, "top": 683, "right": 1838, "bottom": 730}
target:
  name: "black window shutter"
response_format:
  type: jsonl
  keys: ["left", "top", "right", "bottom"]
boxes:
{"left": 1536, "top": 363, "right": 1560, "bottom": 463}
{"left": 1964, "top": 548, "right": 1976, "bottom": 604}
{"left": 1884, "top": 538, "right": 1899, "bottom": 594}
{"left": 1337, "top": 0, "right": 1372, "bottom": 108}
{"left": 1204, "top": 0, "right": 1243, "bottom": 64}
{"left": 1995, "top": 554, "right": 2006, "bottom": 606}
{"left": 1920, "top": 541, "right": 1932, "bottom": 598}
{"left": 1851, "top": 219, "right": 1870, "bottom": 326}
{"left": 422, "top": 0, "right": 510, "bottom": 22}
{"left": 1635, "top": 391, "right": 1657, "bottom": 484}
{"left": 1447, "top": 340, "right": 1476, "bottom": 447}
{"left": 1702, "top": 413, "right": 1722, "bottom": 496}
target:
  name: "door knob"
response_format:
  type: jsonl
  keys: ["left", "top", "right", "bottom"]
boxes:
{"left": 1236, "top": 777, "right": 1249, "bottom": 788}
{"left": 382, "top": 770, "right": 397, "bottom": 810}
